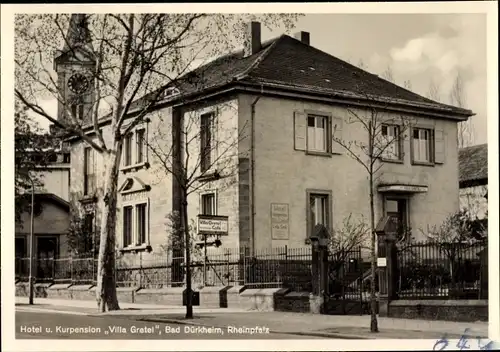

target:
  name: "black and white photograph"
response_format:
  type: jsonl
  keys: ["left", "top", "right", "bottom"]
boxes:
{"left": 1, "top": 2, "right": 498, "bottom": 351}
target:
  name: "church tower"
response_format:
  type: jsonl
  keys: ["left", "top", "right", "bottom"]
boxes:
{"left": 53, "top": 14, "right": 96, "bottom": 127}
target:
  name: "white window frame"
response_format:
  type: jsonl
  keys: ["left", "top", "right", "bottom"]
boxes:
{"left": 307, "top": 114, "right": 329, "bottom": 153}
{"left": 412, "top": 128, "right": 432, "bottom": 163}
{"left": 199, "top": 190, "right": 218, "bottom": 216}
{"left": 306, "top": 189, "right": 332, "bottom": 241}
{"left": 123, "top": 133, "right": 133, "bottom": 167}
{"left": 84, "top": 147, "right": 96, "bottom": 195}
{"left": 381, "top": 124, "right": 401, "bottom": 160}
{"left": 135, "top": 128, "right": 146, "bottom": 164}
{"left": 121, "top": 122, "right": 149, "bottom": 170}
{"left": 122, "top": 199, "right": 150, "bottom": 248}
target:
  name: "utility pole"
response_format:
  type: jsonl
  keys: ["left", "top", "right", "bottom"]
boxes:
{"left": 28, "top": 178, "right": 36, "bottom": 305}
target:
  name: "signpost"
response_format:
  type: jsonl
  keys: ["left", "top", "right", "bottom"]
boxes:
{"left": 197, "top": 215, "right": 229, "bottom": 236}
{"left": 197, "top": 215, "right": 229, "bottom": 286}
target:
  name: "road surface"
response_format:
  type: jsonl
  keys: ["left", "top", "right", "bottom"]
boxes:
{"left": 15, "top": 310, "right": 328, "bottom": 339}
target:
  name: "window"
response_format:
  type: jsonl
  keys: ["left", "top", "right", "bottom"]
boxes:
{"left": 71, "top": 104, "right": 85, "bottom": 120}
{"left": 136, "top": 203, "right": 147, "bottom": 245}
{"left": 122, "top": 202, "right": 148, "bottom": 248}
{"left": 15, "top": 237, "right": 26, "bottom": 258}
{"left": 82, "top": 212, "right": 95, "bottom": 254}
{"left": 124, "top": 133, "right": 133, "bottom": 166}
{"left": 307, "top": 191, "right": 331, "bottom": 238}
{"left": 123, "top": 206, "right": 133, "bottom": 247}
{"left": 136, "top": 129, "right": 146, "bottom": 164}
{"left": 201, "top": 193, "right": 216, "bottom": 215}
{"left": 307, "top": 115, "right": 329, "bottom": 152}
{"left": 84, "top": 147, "right": 96, "bottom": 195}
{"left": 63, "top": 153, "right": 71, "bottom": 163}
{"left": 200, "top": 113, "right": 214, "bottom": 173}
{"left": 412, "top": 128, "right": 432, "bottom": 163}
{"left": 381, "top": 125, "right": 401, "bottom": 160}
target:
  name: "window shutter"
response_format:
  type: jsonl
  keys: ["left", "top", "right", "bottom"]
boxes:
{"left": 434, "top": 129, "right": 445, "bottom": 164}
{"left": 213, "top": 108, "right": 220, "bottom": 170}
{"left": 331, "top": 116, "right": 344, "bottom": 155}
{"left": 294, "top": 111, "right": 307, "bottom": 151}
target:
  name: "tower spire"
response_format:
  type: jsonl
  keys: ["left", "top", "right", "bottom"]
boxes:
{"left": 54, "top": 13, "right": 94, "bottom": 67}
{"left": 62, "top": 14, "right": 92, "bottom": 53}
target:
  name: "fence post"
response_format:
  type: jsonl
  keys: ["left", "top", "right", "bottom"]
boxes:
{"left": 309, "top": 225, "right": 329, "bottom": 314}
{"left": 70, "top": 255, "right": 73, "bottom": 285}
{"left": 225, "top": 249, "right": 230, "bottom": 286}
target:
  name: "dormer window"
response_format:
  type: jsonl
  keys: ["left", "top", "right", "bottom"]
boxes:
{"left": 162, "top": 87, "right": 180, "bottom": 100}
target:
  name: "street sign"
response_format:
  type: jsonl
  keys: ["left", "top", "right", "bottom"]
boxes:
{"left": 197, "top": 215, "right": 229, "bottom": 236}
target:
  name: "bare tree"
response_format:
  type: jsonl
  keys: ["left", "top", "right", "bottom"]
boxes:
{"left": 332, "top": 92, "right": 414, "bottom": 333}
{"left": 403, "top": 80, "right": 412, "bottom": 91}
{"left": 381, "top": 64, "right": 395, "bottom": 83}
{"left": 423, "top": 210, "right": 485, "bottom": 294}
{"left": 357, "top": 59, "right": 367, "bottom": 70}
{"left": 146, "top": 102, "right": 247, "bottom": 317}
{"left": 427, "top": 78, "right": 442, "bottom": 102}
{"left": 449, "top": 71, "right": 474, "bottom": 148}
{"left": 14, "top": 13, "right": 301, "bottom": 312}
{"left": 329, "top": 213, "right": 369, "bottom": 259}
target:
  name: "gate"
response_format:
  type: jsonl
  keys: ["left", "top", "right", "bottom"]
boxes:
{"left": 323, "top": 247, "right": 365, "bottom": 315}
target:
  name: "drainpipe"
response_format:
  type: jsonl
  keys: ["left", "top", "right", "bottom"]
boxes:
{"left": 249, "top": 88, "right": 262, "bottom": 255}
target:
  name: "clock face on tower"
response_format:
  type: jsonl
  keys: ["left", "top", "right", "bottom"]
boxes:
{"left": 67, "top": 73, "right": 90, "bottom": 94}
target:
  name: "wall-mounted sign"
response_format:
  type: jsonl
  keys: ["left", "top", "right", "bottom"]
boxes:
{"left": 378, "top": 184, "right": 428, "bottom": 193}
{"left": 271, "top": 203, "right": 289, "bottom": 240}
{"left": 197, "top": 215, "right": 229, "bottom": 236}
{"left": 377, "top": 258, "right": 387, "bottom": 267}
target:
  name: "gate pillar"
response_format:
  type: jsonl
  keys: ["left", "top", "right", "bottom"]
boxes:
{"left": 308, "top": 224, "right": 329, "bottom": 314}
{"left": 376, "top": 216, "right": 398, "bottom": 317}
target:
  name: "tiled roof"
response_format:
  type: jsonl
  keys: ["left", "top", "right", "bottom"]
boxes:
{"left": 458, "top": 143, "right": 488, "bottom": 185}
{"left": 85, "top": 34, "right": 473, "bottom": 133}
{"left": 139, "top": 35, "right": 472, "bottom": 118}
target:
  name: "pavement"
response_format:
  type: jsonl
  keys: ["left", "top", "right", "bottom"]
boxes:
{"left": 15, "top": 297, "right": 490, "bottom": 340}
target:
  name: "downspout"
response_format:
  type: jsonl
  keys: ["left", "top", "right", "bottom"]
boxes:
{"left": 249, "top": 86, "right": 263, "bottom": 255}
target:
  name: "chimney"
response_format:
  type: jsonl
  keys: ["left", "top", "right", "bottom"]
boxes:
{"left": 294, "top": 31, "right": 310, "bottom": 45}
{"left": 244, "top": 21, "right": 261, "bottom": 57}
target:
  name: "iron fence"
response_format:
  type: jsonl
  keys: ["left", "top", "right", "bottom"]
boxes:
{"left": 243, "top": 246, "right": 313, "bottom": 291}
{"left": 15, "top": 241, "right": 487, "bottom": 300}
{"left": 396, "top": 241, "right": 487, "bottom": 299}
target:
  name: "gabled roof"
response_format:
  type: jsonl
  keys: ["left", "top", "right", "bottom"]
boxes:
{"left": 18, "top": 192, "right": 70, "bottom": 212}
{"left": 459, "top": 143, "right": 488, "bottom": 187}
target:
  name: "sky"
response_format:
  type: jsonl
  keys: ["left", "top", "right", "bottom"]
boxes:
{"left": 29, "top": 13, "right": 487, "bottom": 145}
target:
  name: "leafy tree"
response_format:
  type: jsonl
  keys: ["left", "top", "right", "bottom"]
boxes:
{"left": 15, "top": 105, "right": 59, "bottom": 225}
{"left": 15, "top": 13, "right": 301, "bottom": 313}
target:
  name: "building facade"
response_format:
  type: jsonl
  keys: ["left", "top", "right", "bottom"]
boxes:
{"left": 458, "top": 143, "right": 488, "bottom": 221}
{"left": 58, "top": 18, "right": 473, "bottom": 261}
{"left": 15, "top": 150, "right": 72, "bottom": 279}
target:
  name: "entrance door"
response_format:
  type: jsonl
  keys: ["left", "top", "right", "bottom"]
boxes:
{"left": 385, "top": 198, "right": 409, "bottom": 241}
{"left": 36, "top": 236, "right": 58, "bottom": 281}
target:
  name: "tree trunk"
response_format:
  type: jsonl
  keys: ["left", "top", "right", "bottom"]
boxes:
{"left": 95, "top": 146, "right": 122, "bottom": 312}
{"left": 181, "top": 186, "right": 193, "bottom": 319}
{"left": 369, "top": 174, "right": 379, "bottom": 333}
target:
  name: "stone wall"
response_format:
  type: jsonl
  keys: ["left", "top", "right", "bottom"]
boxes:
{"left": 388, "top": 299, "right": 488, "bottom": 322}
